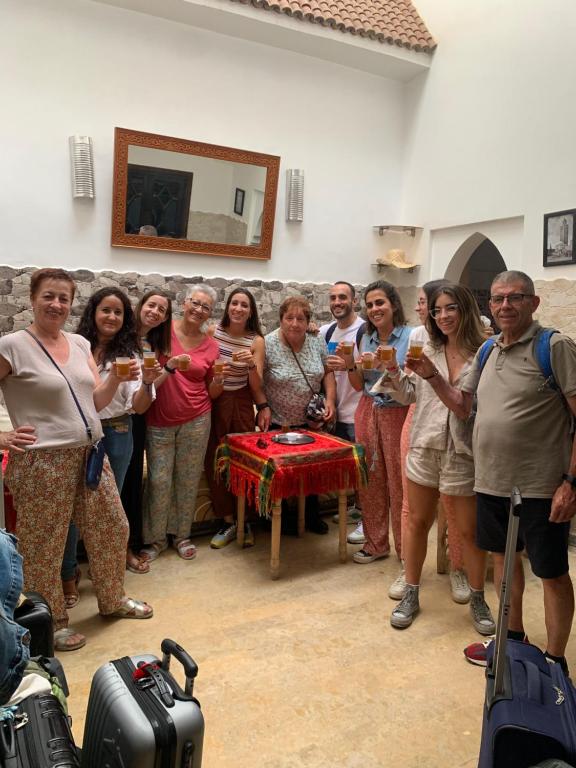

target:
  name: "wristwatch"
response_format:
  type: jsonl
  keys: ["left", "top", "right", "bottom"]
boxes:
{"left": 562, "top": 473, "right": 576, "bottom": 488}
{"left": 255, "top": 402, "right": 270, "bottom": 412}
{"left": 164, "top": 363, "right": 176, "bottom": 374}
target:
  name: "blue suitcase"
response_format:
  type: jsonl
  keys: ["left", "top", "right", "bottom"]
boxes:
{"left": 478, "top": 488, "right": 576, "bottom": 768}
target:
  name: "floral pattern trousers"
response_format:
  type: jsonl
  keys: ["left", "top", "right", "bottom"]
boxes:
{"left": 143, "top": 411, "right": 212, "bottom": 545}
{"left": 6, "top": 446, "right": 128, "bottom": 631}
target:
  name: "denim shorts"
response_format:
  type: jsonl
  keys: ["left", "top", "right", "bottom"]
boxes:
{"left": 0, "top": 529, "right": 30, "bottom": 704}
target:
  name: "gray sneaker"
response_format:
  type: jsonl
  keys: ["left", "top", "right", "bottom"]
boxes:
{"left": 450, "top": 569, "right": 471, "bottom": 604}
{"left": 388, "top": 566, "right": 407, "bottom": 600}
{"left": 210, "top": 523, "right": 237, "bottom": 549}
{"left": 347, "top": 521, "right": 366, "bottom": 545}
{"left": 470, "top": 592, "right": 495, "bottom": 636}
{"left": 333, "top": 506, "right": 362, "bottom": 525}
{"left": 390, "top": 585, "right": 420, "bottom": 629}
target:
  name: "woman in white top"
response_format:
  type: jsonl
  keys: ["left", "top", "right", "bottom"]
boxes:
{"left": 389, "top": 280, "right": 470, "bottom": 605}
{"left": 373, "top": 282, "right": 494, "bottom": 634}
{"left": 0, "top": 269, "right": 154, "bottom": 653}
{"left": 59, "top": 288, "right": 163, "bottom": 591}
{"left": 205, "top": 288, "right": 265, "bottom": 549}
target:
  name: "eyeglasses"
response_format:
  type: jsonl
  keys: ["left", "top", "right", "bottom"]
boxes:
{"left": 490, "top": 293, "right": 533, "bottom": 307}
{"left": 187, "top": 298, "right": 212, "bottom": 314}
{"left": 430, "top": 303, "right": 459, "bottom": 318}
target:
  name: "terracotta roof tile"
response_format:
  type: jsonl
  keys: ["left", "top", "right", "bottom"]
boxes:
{"left": 228, "top": 0, "right": 435, "bottom": 51}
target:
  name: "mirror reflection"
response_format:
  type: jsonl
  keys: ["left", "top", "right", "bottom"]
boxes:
{"left": 125, "top": 146, "right": 268, "bottom": 247}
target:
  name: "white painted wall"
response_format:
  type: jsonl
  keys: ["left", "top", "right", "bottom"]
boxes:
{"left": 0, "top": 0, "right": 405, "bottom": 283}
{"left": 400, "top": 0, "right": 576, "bottom": 282}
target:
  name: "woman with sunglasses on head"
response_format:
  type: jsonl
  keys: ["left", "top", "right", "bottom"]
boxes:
{"left": 388, "top": 280, "right": 470, "bottom": 607}
{"left": 60, "top": 289, "right": 164, "bottom": 601}
{"left": 345, "top": 280, "right": 412, "bottom": 564}
{"left": 120, "top": 290, "right": 178, "bottom": 572}
{"left": 141, "top": 285, "right": 220, "bottom": 562}
{"left": 373, "top": 283, "right": 494, "bottom": 633}
{"left": 205, "top": 288, "right": 265, "bottom": 549}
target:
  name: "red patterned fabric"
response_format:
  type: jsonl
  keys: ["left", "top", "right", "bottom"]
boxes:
{"left": 216, "top": 430, "right": 367, "bottom": 515}
{"left": 2, "top": 452, "right": 16, "bottom": 532}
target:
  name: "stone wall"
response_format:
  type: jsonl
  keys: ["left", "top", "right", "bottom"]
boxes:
{"left": 0, "top": 266, "right": 420, "bottom": 334}
{"left": 534, "top": 279, "right": 576, "bottom": 338}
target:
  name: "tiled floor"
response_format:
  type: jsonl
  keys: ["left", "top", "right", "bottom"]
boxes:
{"left": 61, "top": 522, "right": 575, "bottom": 768}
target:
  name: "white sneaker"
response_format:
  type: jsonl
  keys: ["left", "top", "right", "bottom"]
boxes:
{"left": 388, "top": 566, "right": 407, "bottom": 600}
{"left": 450, "top": 569, "right": 471, "bottom": 604}
{"left": 347, "top": 521, "right": 366, "bottom": 545}
{"left": 333, "top": 506, "right": 362, "bottom": 525}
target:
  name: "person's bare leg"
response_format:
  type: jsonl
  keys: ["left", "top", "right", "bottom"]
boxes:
{"left": 447, "top": 494, "right": 486, "bottom": 590}
{"left": 404, "top": 480, "right": 439, "bottom": 585}
{"left": 542, "top": 573, "right": 574, "bottom": 657}
{"left": 492, "top": 552, "right": 525, "bottom": 634}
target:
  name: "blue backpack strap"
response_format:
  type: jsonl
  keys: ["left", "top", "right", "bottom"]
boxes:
{"left": 324, "top": 322, "right": 337, "bottom": 344}
{"left": 534, "top": 327, "right": 559, "bottom": 391}
{"left": 478, "top": 337, "right": 497, "bottom": 371}
{"left": 355, "top": 322, "right": 366, "bottom": 350}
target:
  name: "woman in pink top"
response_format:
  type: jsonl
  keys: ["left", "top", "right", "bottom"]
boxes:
{"left": 142, "top": 285, "right": 220, "bottom": 562}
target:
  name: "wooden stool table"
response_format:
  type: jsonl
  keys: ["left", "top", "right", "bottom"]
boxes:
{"left": 215, "top": 430, "right": 368, "bottom": 579}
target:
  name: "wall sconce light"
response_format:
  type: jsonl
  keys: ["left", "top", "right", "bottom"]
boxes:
{"left": 69, "top": 135, "right": 95, "bottom": 198}
{"left": 286, "top": 169, "right": 304, "bottom": 222}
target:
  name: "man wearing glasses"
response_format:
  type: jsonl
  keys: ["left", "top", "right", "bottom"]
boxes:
{"left": 407, "top": 270, "right": 576, "bottom": 674}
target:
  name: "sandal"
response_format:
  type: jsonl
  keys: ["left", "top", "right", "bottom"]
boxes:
{"left": 140, "top": 541, "right": 168, "bottom": 562}
{"left": 126, "top": 549, "right": 150, "bottom": 574}
{"left": 103, "top": 597, "right": 154, "bottom": 620}
{"left": 174, "top": 538, "right": 197, "bottom": 560}
{"left": 54, "top": 627, "right": 86, "bottom": 652}
{"left": 62, "top": 566, "right": 81, "bottom": 609}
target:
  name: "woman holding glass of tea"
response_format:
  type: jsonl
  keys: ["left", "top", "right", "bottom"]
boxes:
{"left": 142, "top": 285, "right": 220, "bottom": 562}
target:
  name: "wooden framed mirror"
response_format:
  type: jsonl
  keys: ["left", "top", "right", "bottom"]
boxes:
{"left": 111, "top": 128, "right": 280, "bottom": 260}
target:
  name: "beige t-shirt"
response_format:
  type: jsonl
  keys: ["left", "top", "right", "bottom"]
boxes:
{"left": 0, "top": 330, "right": 103, "bottom": 450}
{"left": 460, "top": 322, "right": 576, "bottom": 498}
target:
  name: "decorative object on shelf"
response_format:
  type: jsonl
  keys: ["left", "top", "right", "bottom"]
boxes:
{"left": 374, "top": 249, "right": 418, "bottom": 274}
{"left": 373, "top": 225, "right": 422, "bottom": 237}
{"left": 286, "top": 169, "right": 304, "bottom": 222}
{"left": 111, "top": 127, "right": 280, "bottom": 260}
{"left": 234, "top": 188, "right": 245, "bottom": 216}
{"left": 69, "top": 135, "right": 95, "bottom": 199}
{"left": 544, "top": 209, "right": 576, "bottom": 267}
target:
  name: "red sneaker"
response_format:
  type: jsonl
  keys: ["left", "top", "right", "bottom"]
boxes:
{"left": 463, "top": 635, "right": 528, "bottom": 666}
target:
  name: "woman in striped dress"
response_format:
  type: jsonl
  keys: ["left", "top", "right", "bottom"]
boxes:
{"left": 205, "top": 288, "right": 265, "bottom": 548}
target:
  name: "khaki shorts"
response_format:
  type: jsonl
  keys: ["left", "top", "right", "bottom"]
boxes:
{"left": 405, "top": 444, "right": 475, "bottom": 496}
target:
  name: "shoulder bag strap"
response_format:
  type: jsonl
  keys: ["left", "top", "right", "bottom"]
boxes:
{"left": 287, "top": 339, "right": 317, "bottom": 395}
{"left": 24, "top": 329, "right": 93, "bottom": 441}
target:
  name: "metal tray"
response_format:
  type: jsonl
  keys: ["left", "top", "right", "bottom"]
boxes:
{"left": 272, "top": 432, "right": 315, "bottom": 445}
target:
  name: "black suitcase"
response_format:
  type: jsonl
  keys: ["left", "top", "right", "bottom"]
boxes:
{"left": 81, "top": 638, "right": 204, "bottom": 768}
{"left": 478, "top": 488, "right": 576, "bottom": 768}
{"left": 0, "top": 693, "right": 80, "bottom": 768}
{"left": 14, "top": 592, "right": 54, "bottom": 658}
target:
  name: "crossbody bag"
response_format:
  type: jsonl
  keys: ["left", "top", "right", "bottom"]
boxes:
{"left": 24, "top": 329, "right": 105, "bottom": 490}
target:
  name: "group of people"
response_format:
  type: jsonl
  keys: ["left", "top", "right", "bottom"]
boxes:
{"left": 0, "top": 268, "right": 574, "bottom": 677}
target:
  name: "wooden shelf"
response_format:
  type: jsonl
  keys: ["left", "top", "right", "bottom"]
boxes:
{"left": 371, "top": 263, "right": 419, "bottom": 274}
{"left": 373, "top": 225, "right": 423, "bottom": 237}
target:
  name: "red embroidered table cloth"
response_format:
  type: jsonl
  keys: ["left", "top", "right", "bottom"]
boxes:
{"left": 215, "top": 430, "right": 367, "bottom": 515}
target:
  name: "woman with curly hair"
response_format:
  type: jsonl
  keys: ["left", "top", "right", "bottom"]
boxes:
{"left": 61, "top": 288, "right": 162, "bottom": 601}
{"left": 121, "top": 290, "right": 178, "bottom": 570}
{"left": 345, "top": 280, "right": 412, "bottom": 563}
{"left": 376, "top": 282, "right": 494, "bottom": 634}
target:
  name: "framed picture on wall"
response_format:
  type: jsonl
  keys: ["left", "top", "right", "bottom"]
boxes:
{"left": 234, "top": 188, "right": 245, "bottom": 216}
{"left": 544, "top": 209, "right": 576, "bottom": 267}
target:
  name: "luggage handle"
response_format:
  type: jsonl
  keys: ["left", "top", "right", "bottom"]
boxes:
{"left": 161, "top": 639, "right": 199, "bottom": 697}
{"left": 0, "top": 718, "right": 17, "bottom": 765}
{"left": 522, "top": 659, "right": 543, "bottom": 703}
{"left": 491, "top": 487, "right": 522, "bottom": 700}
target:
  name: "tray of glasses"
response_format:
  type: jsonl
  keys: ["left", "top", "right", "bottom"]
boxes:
{"left": 271, "top": 432, "right": 315, "bottom": 446}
